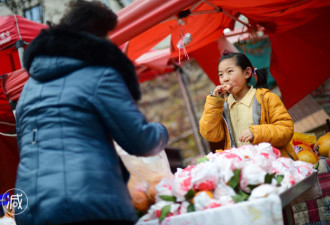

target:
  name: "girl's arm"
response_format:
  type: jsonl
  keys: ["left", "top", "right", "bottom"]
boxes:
{"left": 199, "top": 95, "right": 226, "bottom": 142}
{"left": 250, "top": 92, "right": 294, "bottom": 148}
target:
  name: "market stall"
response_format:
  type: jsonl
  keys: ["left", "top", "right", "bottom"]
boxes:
{"left": 131, "top": 143, "right": 322, "bottom": 225}
{"left": 110, "top": 0, "right": 330, "bottom": 109}
{"left": 0, "top": 15, "right": 47, "bottom": 75}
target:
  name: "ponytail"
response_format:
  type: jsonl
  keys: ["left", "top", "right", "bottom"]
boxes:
{"left": 252, "top": 67, "right": 268, "bottom": 88}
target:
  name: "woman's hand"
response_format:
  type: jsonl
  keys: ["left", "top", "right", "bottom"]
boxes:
{"left": 239, "top": 129, "right": 254, "bottom": 143}
{"left": 212, "top": 84, "right": 232, "bottom": 97}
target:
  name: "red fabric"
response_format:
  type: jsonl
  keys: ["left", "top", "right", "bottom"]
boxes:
{"left": 0, "top": 47, "right": 21, "bottom": 76}
{"left": 112, "top": 0, "right": 330, "bottom": 108}
{"left": 124, "top": 22, "right": 172, "bottom": 61}
{"left": 112, "top": 0, "right": 330, "bottom": 60}
{"left": 1, "top": 69, "right": 29, "bottom": 102}
{"left": 0, "top": 127, "right": 19, "bottom": 195}
{"left": 211, "top": 0, "right": 330, "bottom": 33}
{"left": 318, "top": 172, "right": 330, "bottom": 196}
{"left": 0, "top": 75, "right": 17, "bottom": 194}
{"left": 0, "top": 92, "right": 14, "bottom": 124}
{"left": 122, "top": 10, "right": 231, "bottom": 62}
{"left": 306, "top": 199, "right": 320, "bottom": 223}
{"left": 0, "top": 15, "right": 45, "bottom": 123}
{"left": 134, "top": 48, "right": 173, "bottom": 82}
{"left": 110, "top": 0, "right": 199, "bottom": 46}
{"left": 0, "top": 15, "right": 47, "bottom": 76}
{"left": 135, "top": 49, "right": 171, "bottom": 73}
{"left": 269, "top": 10, "right": 330, "bottom": 108}
{"left": 0, "top": 15, "right": 47, "bottom": 51}
{"left": 0, "top": 16, "right": 43, "bottom": 193}
{"left": 282, "top": 207, "right": 295, "bottom": 225}
{"left": 191, "top": 40, "right": 221, "bottom": 85}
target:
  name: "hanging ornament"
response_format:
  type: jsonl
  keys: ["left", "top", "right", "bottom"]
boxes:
{"left": 177, "top": 32, "right": 192, "bottom": 65}
{"left": 177, "top": 33, "right": 192, "bottom": 49}
{"left": 177, "top": 18, "right": 185, "bottom": 26}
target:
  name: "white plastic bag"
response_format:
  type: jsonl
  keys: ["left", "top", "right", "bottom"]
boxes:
{"left": 115, "top": 143, "right": 173, "bottom": 212}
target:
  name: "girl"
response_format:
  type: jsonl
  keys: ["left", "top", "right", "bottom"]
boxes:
{"left": 199, "top": 51, "right": 297, "bottom": 160}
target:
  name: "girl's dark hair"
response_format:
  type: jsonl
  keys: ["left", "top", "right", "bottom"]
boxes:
{"left": 56, "top": 0, "right": 117, "bottom": 37}
{"left": 219, "top": 51, "right": 267, "bottom": 88}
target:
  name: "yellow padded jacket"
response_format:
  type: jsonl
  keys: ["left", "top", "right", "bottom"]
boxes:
{"left": 199, "top": 88, "right": 298, "bottom": 160}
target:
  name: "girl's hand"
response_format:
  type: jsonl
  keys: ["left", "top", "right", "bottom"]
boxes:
{"left": 212, "top": 84, "right": 232, "bottom": 97}
{"left": 239, "top": 129, "right": 254, "bottom": 143}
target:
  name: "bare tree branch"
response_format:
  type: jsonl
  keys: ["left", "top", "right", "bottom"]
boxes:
{"left": 114, "top": 0, "right": 125, "bottom": 9}
{"left": 3, "top": 0, "right": 44, "bottom": 22}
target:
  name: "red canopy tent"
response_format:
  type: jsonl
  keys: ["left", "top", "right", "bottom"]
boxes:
{"left": 0, "top": 69, "right": 30, "bottom": 195}
{"left": 0, "top": 15, "right": 46, "bottom": 123}
{"left": 0, "top": 15, "right": 46, "bottom": 194}
{"left": 110, "top": 0, "right": 330, "bottom": 109}
{"left": 0, "top": 15, "right": 47, "bottom": 75}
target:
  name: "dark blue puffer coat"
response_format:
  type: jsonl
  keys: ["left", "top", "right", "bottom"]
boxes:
{"left": 14, "top": 28, "right": 169, "bottom": 225}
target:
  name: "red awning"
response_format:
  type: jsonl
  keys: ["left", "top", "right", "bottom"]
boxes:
{"left": 0, "top": 15, "right": 47, "bottom": 75}
{"left": 0, "top": 15, "right": 45, "bottom": 193}
{"left": 1, "top": 68, "right": 29, "bottom": 102}
{"left": 110, "top": 0, "right": 199, "bottom": 46}
{"left": 0, "top": 15, "right": 47, "bottom": 51}
{"left": 0, "top": 15, "right": 45, "bottom": 123}
{"left": 0, "top": 134, "right": 19, "bottom": 194}
{"left": 110, "top": 0, "right": 330, "bottom": 108}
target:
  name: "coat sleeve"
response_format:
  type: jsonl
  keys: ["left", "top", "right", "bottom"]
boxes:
{"left": 92, "top": 68, "right": 169, "bottom": 156}
{"left": 199, "top": 95, "right": 226, "bottom": 142}
{"left": 250, "top": 92, "right": 294, "bottom": 148}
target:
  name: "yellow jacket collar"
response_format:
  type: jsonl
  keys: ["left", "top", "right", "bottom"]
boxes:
{"left": 227, "top": 86, "right": 256, "bottom": 109}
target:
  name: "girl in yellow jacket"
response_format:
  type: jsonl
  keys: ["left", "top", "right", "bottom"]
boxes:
{"left": 199, "top": 51, "right": 298, "bottom": 160}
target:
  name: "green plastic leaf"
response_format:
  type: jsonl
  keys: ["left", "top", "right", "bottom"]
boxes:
{"left": 159, "top": 205, "right": 171, "bottom": 222}
{"left": 314, "top": 161, "right": 319, "bottom": 170}
{"left": 185, "top": 189, "right": 195, "bottom": 201}
{"left": 228, "top": 169, "right": 241, "bottom": 189}
{"left": 275, "top": 175, "right": 284, "bottom": 186}
{"left": 196, "top": 156, "right": 209, "bottom": 164}
{"left": 135, "top": 209, "right": 145, "bottom": 218}
{"left": 159, "top": 195, "right": 177, "bottom": 202}
{"left": 248, "top": 184, "right": 259, "bottom": 191}
{"left": 264, "top": 173, "right": 276, "bottom": 184}
{"left": 187, "top": 203, "right": 195, "bottom": 212}
{"left": 232, "top": 190, "right": 250, "bottom": 203}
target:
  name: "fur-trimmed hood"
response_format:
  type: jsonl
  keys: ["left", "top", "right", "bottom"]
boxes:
{"left": 23, "top": 27, "right": 141, "bottom": 100}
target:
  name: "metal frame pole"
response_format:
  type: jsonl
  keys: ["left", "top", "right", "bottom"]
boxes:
{"left": 175, "top": 67, "right": 209, "bottom": 155}
{"left": 16, "top": 40, "right": 24, "bottom": 68}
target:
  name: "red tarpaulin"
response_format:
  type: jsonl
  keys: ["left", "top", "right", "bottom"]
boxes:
{"left": 111, "top": 0, "right": 199, "bottom": 46}
{"left": 110, "top": 0, "right": 330, "bottom": 108}
{"left": 0, "top": 69, "right": 28, "bottom": 194}
{"left": 0, "top": 15, "right": 47, "bottom": 75}
{"left": 0, "top": 91, "right": 14, "bottom": 124}
{"left": 0, "top": 15, "right": 46, "bottom": 122}
{"left": 0, "top": 15, "right": 45, "bottom": 194}
{"left": 0, "top": 133, "right": 19, "bottom": 195}
{"left": 269, "top": 13, "right": 330, "bottom": 108}
{"left": 1, "top": 69, "right": 29, "bottom": 103}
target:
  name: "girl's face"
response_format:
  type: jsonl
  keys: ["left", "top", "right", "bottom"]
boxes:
{"left": 218, "top": 58, "right": 252, "bottom": 95}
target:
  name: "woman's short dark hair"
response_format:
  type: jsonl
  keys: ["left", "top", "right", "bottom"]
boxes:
{"left": 57, "top": 0, "right": 117, "bottom": 37}
{"left": 219, "top": 51, "right": 267, "bottom": 88}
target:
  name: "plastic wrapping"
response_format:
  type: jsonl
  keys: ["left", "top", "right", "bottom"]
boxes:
{"left": 115, "top": 144, "right": 173, "bottom": 212}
